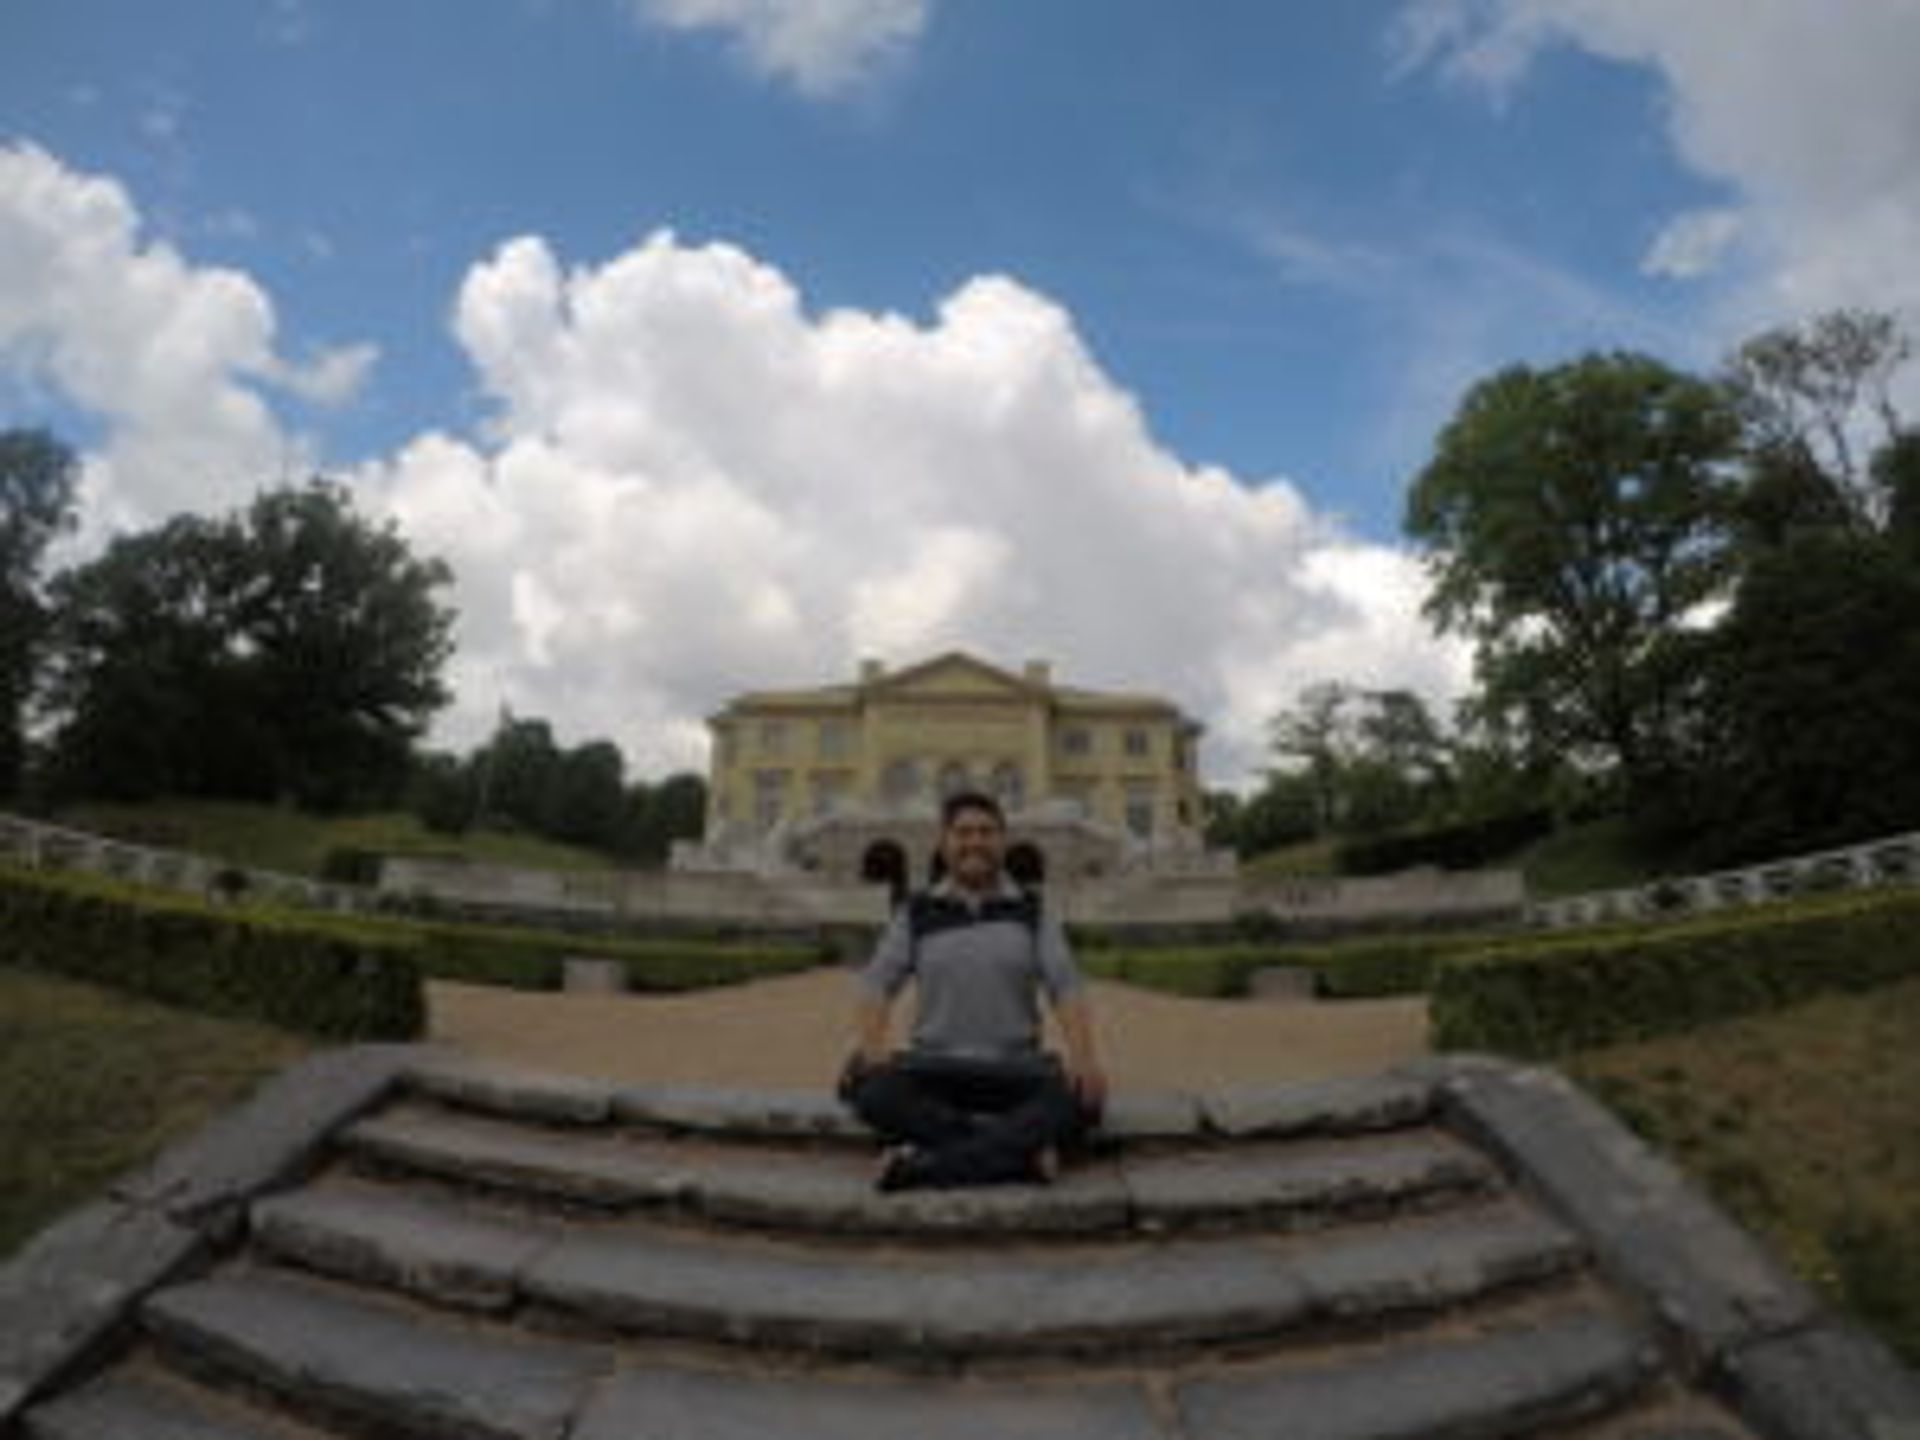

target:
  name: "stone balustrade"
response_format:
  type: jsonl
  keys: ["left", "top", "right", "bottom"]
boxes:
{"left": 1527, "top": 830, "right": 1920, "bottom": 929}
{"left": 0, "top": 811, "right": 375, "bottom": 917}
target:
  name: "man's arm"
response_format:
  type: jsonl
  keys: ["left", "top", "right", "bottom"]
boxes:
{"left": 847, "top": 907, "right": 911, "bottom": 1079}
{"left": 852, "top": 990, "right": 893, "bottom": 1067}
{"left": 1053, "top": 992, "right": 1108, "bottom": 1112}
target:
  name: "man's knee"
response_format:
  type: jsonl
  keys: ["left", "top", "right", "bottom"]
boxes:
{"left": 842, "top": 1056, "right": 907, "bottom": 1117}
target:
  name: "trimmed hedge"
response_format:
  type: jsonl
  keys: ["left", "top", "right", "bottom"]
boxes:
{"left": 0, "top": 864, "right": 423, "bottom": 1040}
{"left": 383, "top": 916, "right": 831, "bottom": 993}
{"left": 1431, "top": 887, "right": 1920, "bottom": 1058}
{"left": 1080, "top": 930, "right": 1509, "bottom": 1000}
{"left": 1080, "top": 946, "right": 1273, "bottom": 998}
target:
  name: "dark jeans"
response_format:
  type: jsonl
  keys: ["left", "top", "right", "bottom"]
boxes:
{"left": 846, "top": 1052, "right": 1096, "bottom": 1187}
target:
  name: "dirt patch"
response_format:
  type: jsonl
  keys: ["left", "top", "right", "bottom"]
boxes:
{"left": 427, "top": 969, "right": 1430, "bottom": 1090}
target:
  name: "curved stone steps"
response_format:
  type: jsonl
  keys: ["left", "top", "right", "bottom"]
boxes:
{"left": 21, "top": 1365, "right": 332, "bottom": 1440}
{"left": 17, "top": 1052, "right": 1895, "bottom": 1440}
{"left": 144, "top": 1271, "right": 609, "bottom": 1440}
{"left": 337, "top": 1104, "right": 1496, "bottom": 1238}
{"left": 404, "top": 1059, "right": 1436, "bottom": 1145}
{"left": 133, "top": 1266, "right": 1668, "bottom": 1440}
{"left": 249, "top": 1179, "right": 1585, "bottom": 1361}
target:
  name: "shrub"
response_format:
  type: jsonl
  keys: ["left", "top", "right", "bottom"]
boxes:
{"left": 0, "top": 864, "right": 422, "bottom": 1040}
{"left": 1431, "top": 889, "right": 1920, "bottom": 1058}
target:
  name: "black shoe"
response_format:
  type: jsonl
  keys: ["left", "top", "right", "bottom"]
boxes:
{"left": 875, "top": 1145, "right": 936, "bottom": 1193}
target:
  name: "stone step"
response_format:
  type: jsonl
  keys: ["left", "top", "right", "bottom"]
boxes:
{"left": 131, "top": 1264, "right": 1655, "bottom": 1440}
{"left": 143, "top": 1271, "right": 609, "bottom": 1440}
{"left": 571, "top": 1311, "right": 1663, "bottom": 1440}
{"left": 250, "top": 1182, "right": 1586, "bottom": 1361}
{"left": 404, "top": 1056, "right": 1437, "bottom": 1144}
{"left": 1172, "top": 1308, "right": 1657, "bottom": 1440}
{"left": 338, "top": 1105, "right": 1496, "bottom": 1237}
{"left": 23, "top": 1365, "right": 338, "bottom": 1440}
{"left": 252, "top": 1183, "right": 556, "bottom": 1313}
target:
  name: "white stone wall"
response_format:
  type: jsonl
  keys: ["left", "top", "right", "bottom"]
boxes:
{"left": 1527, "top": 830, "right": 1920, "bottom": 929}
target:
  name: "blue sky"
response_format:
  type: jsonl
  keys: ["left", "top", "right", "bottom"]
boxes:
{"left": 4, "top": 1, "right": 1918, "bottom": 781}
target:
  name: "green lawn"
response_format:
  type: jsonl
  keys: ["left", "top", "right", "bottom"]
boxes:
{"left": 0, "top": 967, "right": 312, "bottom": 1259}
{"left": 1568, "top": 975, "right": 1920, "bottom": 1365}
{"left": 1239, "top": 816, "right": 1657, "bottom": 897}
{"left": 58, "top": 799, "right": 616, "bottom": 879}
{"left": 1236, "top": 836, "right": 1343, "bottom": 878}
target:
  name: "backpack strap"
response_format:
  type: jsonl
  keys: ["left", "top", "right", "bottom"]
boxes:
{"left": 904, "top": 886, "right": 1041, "bottom": 970}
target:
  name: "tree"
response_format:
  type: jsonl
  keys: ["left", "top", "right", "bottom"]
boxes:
{"left": 477, "top": 717, "right": 561, "bottom": 832}
{"left": 1405, "top": 352, "right": 1741, "bottom": 803}
{"left": 1652, "top": 314, "right": 1920, "bottom": 861}
{"left": 410, "top": 750, "right": 479, "bottom": 835}
{"left": 544, "top": 739, "right": 627, "bottom": 848}
{"left": 42, "top": 480, "right": 454, "bottom": 808}
{"left": 0, "top": 429, "right": 78, "bottom": 795}
{"left": 617, "top": 771, "right": 708, "bottom": 865}
{"left": 1229, "top": 773, "right": 1319, "bottom": 857}
{"left": 40, "top": 515, "right": 254, "bottom": 800}
{"left": 232, "top": 482, "right": 455, "bottom": 809}
{"left": 1725, "top": 308, "right": 1911, "bottom": 520}
{"left": 1268, "top": 680, "right": 1356, "bottom": 832}
{"left": 1200, "top": 788, "right": 1243, "bottom": 852}
{"left": 1266, "top": 682, "right": 1453, "bottom": 837}
{"left": 1684, "top": 530, "right": 1920, "bottom": 861}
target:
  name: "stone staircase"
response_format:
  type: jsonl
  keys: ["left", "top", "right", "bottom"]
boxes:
{"left": 5, "top": 1048, "right": 1917, "bottom": 1440}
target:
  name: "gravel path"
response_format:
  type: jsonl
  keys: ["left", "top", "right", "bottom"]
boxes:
{"left": 427, "top": 969, "right": 1430, "bottom": 1090}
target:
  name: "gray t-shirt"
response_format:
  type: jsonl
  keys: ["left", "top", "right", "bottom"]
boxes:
{"left": 859, "top": 880, "right": 1083, "bottom": 1060}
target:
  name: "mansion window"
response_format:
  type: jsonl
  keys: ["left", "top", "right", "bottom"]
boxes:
{"left": 1059, "top": 727, "right": 1092, "bottom": 757}
{"left": 937, "top": 761, "right": 971, "bottom": 799}
{"left": 989, "top": 761, "right": 1025, "bottom": 812}
{"left": 817, "top": 719, "right": 853, "bottom": 761}
{"left": 810, "top": 773, "right": 849, "bottom": 817}
{"left": 881, "top": 759, "right": 921, "bottom": 803}
{"left": 1124, "top": 727, "right": 1151, "bottom": 758}
{"left": 1125, "top": 782, "right": 1155, "bottom": 838}
{"left": 758, "top": 720, "right": 787, "bottom": 756}
{"left": 753, "top": 770, "right": 785, "bottom": 829}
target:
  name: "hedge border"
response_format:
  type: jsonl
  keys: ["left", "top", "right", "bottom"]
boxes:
{"left": 0, "top": 864, "right": 423, "bottom": 1041}
{"left": 1430, "top": 887, "right": 1920, "bottom": 1057}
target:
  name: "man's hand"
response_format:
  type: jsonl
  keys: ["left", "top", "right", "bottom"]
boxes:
{"left": 1068, "top": 1062, "right": 1108, "bottom": 1116}
{"left": 836, "top": 1050, "right": 874, "bottom": 1103}
{"left": 1055, "top": 995, "right": 1107, "bottom": 1119}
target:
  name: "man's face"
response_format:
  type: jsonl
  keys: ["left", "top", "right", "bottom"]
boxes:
{"left": 940, "top": 804, "right": 1005, "bottom": 891}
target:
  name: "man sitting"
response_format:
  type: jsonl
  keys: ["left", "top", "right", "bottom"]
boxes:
{"left": 840, "top": 789, "right": 1107, "bottom": 1191}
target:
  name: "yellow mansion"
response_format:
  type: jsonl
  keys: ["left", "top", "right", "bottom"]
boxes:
{"left": 699, "top": 652, "right": 1206, "bottom": 886}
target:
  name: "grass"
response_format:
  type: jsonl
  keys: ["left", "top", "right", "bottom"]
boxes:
{"left": 58, "top": 799, "right": 616, "bottom": 879}
{"left": 0, "top": 966, "right": 312, "bottom": 1260}
{"left": 1567, "top": 974, "right": 1920, "bottom": 1365}
{"left": 1239, "top": 817, "right": 1656, "bottom": 897}
{"left": 1237, "top": 837, "right": 1344, "bottom": 878}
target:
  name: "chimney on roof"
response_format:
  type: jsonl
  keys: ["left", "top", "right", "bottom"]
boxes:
{"left": 1023, "top": 659, "right": 1052, "bottom": 687}
{"left": 859, "top": 657, "right": 885, "bottom": 684}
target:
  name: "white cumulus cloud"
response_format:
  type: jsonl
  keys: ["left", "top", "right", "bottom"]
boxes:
{"left": 626, "top": 0, "right": 928, "bottom": 97}
{"left": 359, "top": 230, "right": 1466, "bottom": 782}
{"left": 0, "top": 142, "right": 375, "bottom": 546}
{"left": 1393, "top": 0, "right": 1920, "bottom": 345}
{"left": 3, "top": 142, "right": 1464, "bottom": 788}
